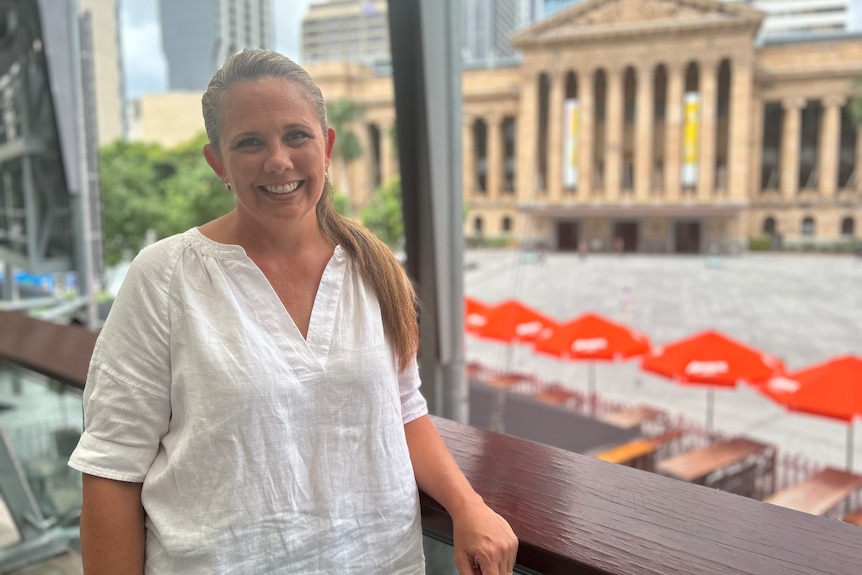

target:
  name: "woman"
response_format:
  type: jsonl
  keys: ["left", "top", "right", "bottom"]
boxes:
{"left": 69, "top": 49, "right": 517, "bottom": 574}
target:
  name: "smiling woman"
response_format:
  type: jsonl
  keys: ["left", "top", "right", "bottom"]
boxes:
{"left": 68, "top": 49, "right": 518, "bottom": 575}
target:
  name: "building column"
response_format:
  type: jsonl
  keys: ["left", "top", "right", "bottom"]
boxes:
{"left": 605, "top": 67, "right": 623, "bottom": 201}
{"left": 579, "top": 69, "right": 594, "bottom": 197}
{"left": 664, "top": 62, "right": 684, "bottom": 201}
{"left": 857, "top": 124, "right": 862, "bottom": 193}
{"left": 487, "top": 113, "right": 503, "bottom": 200}
{"left": 548, "top": 71, "right": 565, "bottom": 202}
{"left": 780, "top": 98, "right": 805, "bottom": 201}
{"left": 728, "top": 59, "right": 754, "bottom": 201}
{"left": 818, "top": 96, "right": 845, "bottom": 198}
{"left": 749, "top": 100, "right": 765, "bottom": 197}
{"left": 517, "top": 71, "right": 539, "bottom": 202}
{"left": 354, "top": 120, "right": 373, "bottom": 210}
{"left": 463, "top": 115, "right": 475, "bottom": 198}
{"left": 635, "top": 64, "right": 654, "bottom": 202}
{"left": 380, "top": 120, "right": 396, "bottom": 183}
{"left": 697, "top": 59, "right": 718, "bottom": 202}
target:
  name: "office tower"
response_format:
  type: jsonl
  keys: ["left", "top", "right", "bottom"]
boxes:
{"left": 301, "top": 0, "right": 389, "bottom": 65}
{"left": 159, "top": 0, "right": 274, "bottom": 92}
{"left": 78, "top": 0, "right": 125, "bottom": 145}
{"left": 461, "top": 0, "right": 532, "bottom": 67}
{"left": 715, "top": 0, "right": 854, "bottom": 37}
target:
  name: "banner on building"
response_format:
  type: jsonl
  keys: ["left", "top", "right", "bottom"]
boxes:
{"left": 681, "top": 91, "right": 699, "bottom": 188}
{"left": 563, "top": 98, "right": 579, "bottom": 189}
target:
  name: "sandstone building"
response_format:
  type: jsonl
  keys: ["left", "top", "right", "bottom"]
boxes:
{"left": 308, "top": 0, "right": 862, "bottom": 253}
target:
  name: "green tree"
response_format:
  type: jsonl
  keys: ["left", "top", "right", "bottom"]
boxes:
{"left": 326, "top": 98, "right": 364, "bottom": 212}
{"left": 360, "top": 176, "right": 404, "bottom": 248}
{"left": 99, "top": 132, "right": 235, "bottom": 265}
{"left": 99, "top": 140, "right": 169, "bottom": 265}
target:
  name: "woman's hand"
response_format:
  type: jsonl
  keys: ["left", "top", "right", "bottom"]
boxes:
{"left": 450, "top": 495, "right": 519, "bottom": 575}
{"left": 403, "top": 415, "right": 519, "bottom": 573}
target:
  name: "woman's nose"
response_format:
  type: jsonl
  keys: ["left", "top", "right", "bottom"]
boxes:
{"left": 263, "top": 144, "right": 294, "bottom": 172}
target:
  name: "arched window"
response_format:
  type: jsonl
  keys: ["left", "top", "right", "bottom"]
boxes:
{"left": 841, "top": 217, "right": 855, "bottom": 237}
{"left": 762, "top": 216, "right": 776, "bottom": 236}
{"left": 474, "top": 216, "right": 484, "bottom": 235}
{"left": 801, "top": 216, "right": 815, "bottom": 236}
{"left": 501, "top": 216, "right": 512, "bottom": 233}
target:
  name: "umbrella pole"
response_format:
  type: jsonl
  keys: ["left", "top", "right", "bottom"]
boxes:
{"left": 848, "top": 421, "right": 854, "bottom": 472}
{"left": 706, "top": 388, "right": 714, "bottom": 436}
{"left": 589, "top": 363, "right": 596, "bottom": 416}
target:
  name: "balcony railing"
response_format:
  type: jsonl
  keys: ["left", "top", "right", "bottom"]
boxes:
{"left": 2, "top": 311, "right": 861, "bottom": 574}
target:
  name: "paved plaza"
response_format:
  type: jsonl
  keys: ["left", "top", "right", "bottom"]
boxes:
{"left": 464, "top": 249, "right": 862, "bottom": 473}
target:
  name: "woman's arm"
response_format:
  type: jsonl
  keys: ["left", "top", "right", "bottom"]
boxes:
{"left": 79, "top": 474, "right": 146, "bottom": 575}
{"left": 404, "top": 415, "right": 518, "bottom": 575}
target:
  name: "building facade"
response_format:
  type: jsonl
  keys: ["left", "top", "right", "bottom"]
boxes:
{"left": 306, "top": 0, "right": 862, "bottom": 253}
{"left": 302, "top": 0, "right": 389, "bottom": 65}
{"left": 461, "top": 0, "right": 531, "bottom": 67}
{"left": 725, "top": 0, "right": 856, "bottom": 37}
{"left": 126, "top": 92, "right": 205, "bottom": 147}
{"left": 78, "top": 0, "right": 125, "bottom": 145}
{"left": 159, "top": 0, "right": 274, "bottom": 91}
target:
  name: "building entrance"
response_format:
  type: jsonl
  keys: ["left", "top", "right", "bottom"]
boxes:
{"left": 674, "top": 221, "right": 702, "bottom": 253}
{"left": 556, "top": 221, "right": 580, "bottom": 251}
{"left": 612, "top": 221, "right": 639, "bottom": 252}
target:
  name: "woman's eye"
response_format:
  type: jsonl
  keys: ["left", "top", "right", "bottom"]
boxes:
{"left": 237, "top": 138, "right": 261, "bottom": 147}
{"left": 286, "top": 131, "right": 310, "bottom": 143}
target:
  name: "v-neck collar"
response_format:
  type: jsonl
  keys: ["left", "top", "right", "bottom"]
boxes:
{"left": 186, "top": 228, "right": 346, "bottom": 377}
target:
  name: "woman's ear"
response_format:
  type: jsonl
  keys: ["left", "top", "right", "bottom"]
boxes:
{"left": 325, "top": 127, "right": 336, "bottom": 169}
{"left": 203, "top": 144, "right": 226, "bottom": 180}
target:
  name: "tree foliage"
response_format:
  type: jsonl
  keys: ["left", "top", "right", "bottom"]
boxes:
{"left": 99, "top": 132, "right": 235, "bottom": 265}
{"left": 326, "top": 98, "right": 364, "bottom": 163}
{"left": 360, "top": 176, "right": 404, "bottom": 248}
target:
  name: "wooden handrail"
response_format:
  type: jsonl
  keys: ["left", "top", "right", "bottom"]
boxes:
{"left": 424, "top": 415, "right": 862, "bottom": 575}
{"left": 0, "top": 311, "right": 94, "bottom": 388}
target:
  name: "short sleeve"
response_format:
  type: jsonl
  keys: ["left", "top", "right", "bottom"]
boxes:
{"left": 68, "top": 242, "right": 175, "bottom": 481}
{"left": 398, "top": 357, "right": 427, "bottom": 425}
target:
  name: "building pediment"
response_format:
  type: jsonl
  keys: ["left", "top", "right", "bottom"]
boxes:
{"left": 511, "top": 0, "right": 764, "bottom": 48}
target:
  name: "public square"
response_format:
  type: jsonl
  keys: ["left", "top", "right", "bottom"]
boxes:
{"left": 464, "top": 249, "right": 862, "bottom": 473}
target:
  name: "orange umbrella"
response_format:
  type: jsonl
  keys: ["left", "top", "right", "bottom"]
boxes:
{"left": 534, "top": 312, "right": 651, "bottom": 413}
{"left": 641, "top": 330, "right": 784, "bottom": 433}
{"left": 474, "top": 299, "right": 557, "bottom": 345}
{"left": 464, "top": 296, "right": 491, "bottom": 336}
{"left": 755, "top": 355, "right": 862, "bottom": 469}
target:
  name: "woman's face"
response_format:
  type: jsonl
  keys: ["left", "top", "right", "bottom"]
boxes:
{"left": 204, "top": 77, "right": 335, "bottom": 231}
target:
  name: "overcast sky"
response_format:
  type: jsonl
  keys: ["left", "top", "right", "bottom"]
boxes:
{"left": 121, "top": 0, "right": 314, "bottom": 99}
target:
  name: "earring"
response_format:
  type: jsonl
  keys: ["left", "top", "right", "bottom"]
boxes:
{"left": 225, "top": 181, "right": 232, "bottom": 191}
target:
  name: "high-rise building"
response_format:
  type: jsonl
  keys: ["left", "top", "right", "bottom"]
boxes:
{"left": 159, "top": 0, "right": 274, "bottom": 92}
{"left": 301, "top": 0, "right": 389, "bottom": 65}
{"left": 723, "top": 0, "right": 854, "bottom": 37}
{"left": 78, "top": 0, "right": 125, "bottom": 146}
{"left": 461, "top": 0, "right": 532, "bottom": 67}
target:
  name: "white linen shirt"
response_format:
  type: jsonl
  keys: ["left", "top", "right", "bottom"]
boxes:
{"left": 69, "top": 228, "right": 428, "bottom": 574}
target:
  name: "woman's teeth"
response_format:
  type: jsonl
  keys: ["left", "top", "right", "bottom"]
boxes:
{"left": 265, "top": 182, "right": 300, "bottom": 194}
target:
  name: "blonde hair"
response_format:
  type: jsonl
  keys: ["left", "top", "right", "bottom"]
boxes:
{"left": 202, "top": 49, "right": 418, "bottom": 371}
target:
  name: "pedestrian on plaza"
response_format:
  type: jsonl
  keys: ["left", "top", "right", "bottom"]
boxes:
{"left": 69, "top": 49, "right": 517, "bottom": 575}
{"left": 578, "top": 239, "right": 589, "bottom": 260}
